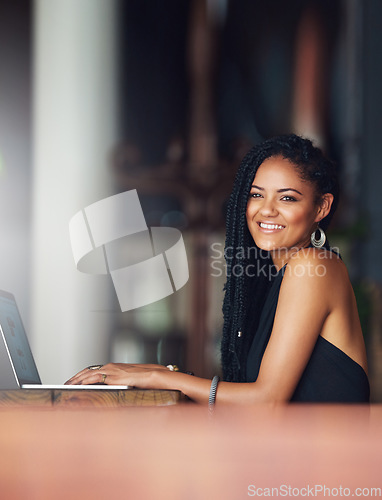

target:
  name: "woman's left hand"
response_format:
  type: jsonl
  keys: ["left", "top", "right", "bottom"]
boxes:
{"left": 64, "top": 363, "right": 170, "bottom": 388}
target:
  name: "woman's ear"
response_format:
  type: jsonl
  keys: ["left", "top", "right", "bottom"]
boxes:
{"left": 315, "top": 193, "right": 334, "bottom": 222}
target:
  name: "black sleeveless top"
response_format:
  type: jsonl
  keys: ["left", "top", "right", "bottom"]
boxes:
{"left": 245, "top": 268, "right": 370, "bottom": 403}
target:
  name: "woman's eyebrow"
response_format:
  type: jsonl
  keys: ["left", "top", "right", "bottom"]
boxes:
{"left": 251, "top": 185, "right": 303, "bottom": 195}
{"left": 277, "top": 188, "right": 303, "bottom": 195}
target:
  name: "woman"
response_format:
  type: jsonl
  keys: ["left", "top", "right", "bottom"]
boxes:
{"left": 66, "top": 134, "right": 370, "bottom": 404}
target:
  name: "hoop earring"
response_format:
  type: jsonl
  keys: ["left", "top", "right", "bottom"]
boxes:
{"left": 311, "top": 227, "right": 326, "bottom": 248}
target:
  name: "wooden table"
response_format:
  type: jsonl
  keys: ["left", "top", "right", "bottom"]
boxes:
{"left": 0, "top": 388, "right": 181, "bottom": 407}
{"left": 0, "top": 402, "right": 380, "bottom": 500}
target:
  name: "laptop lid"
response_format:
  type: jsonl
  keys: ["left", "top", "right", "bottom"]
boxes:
{"left": 0, "top": 289, "right": 129, "bottom": 391}
{"left": 0, "top": 289, "right": 41, "bottom": 389}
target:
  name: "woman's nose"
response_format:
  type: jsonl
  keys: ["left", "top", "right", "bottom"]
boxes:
{"left": 259, "top": 198, "right": 278, "bottom": 216}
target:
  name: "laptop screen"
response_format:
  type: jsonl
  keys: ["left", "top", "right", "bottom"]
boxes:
{"left": 0, "top": 290, "right": 41, "bottom": 385}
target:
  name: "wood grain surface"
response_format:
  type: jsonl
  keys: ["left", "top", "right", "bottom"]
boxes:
{"left": 0, "top": 389, "right": 181, "bottom": 408}
{"left": 0, "top": 389, "right": 52, "bottom": 407}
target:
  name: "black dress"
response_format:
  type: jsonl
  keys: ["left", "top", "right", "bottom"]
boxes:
{"left": 245, "top": 267, "right": 370, "bottom": 403}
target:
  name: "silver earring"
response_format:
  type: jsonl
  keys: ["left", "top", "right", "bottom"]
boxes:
{"left": 311, "top": 227, "right": 326, "bottom": 248}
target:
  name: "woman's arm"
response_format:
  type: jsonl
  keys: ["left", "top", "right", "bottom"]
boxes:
{"left": 66, "top": 251, "right": 336, "bottom": 404}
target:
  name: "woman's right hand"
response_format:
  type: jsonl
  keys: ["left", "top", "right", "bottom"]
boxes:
{"left": 64, "top": 363, "right": 171, "bottom": 388}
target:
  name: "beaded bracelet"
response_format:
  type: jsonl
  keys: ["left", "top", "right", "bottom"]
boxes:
{"left": 166, "top": 364, "right": 179, "bottom": 372}
{"left": 166, "top": 364, "right": 194, "bottom": 376}
{"left": 208, "top": 375, "right": 220, "bottom": 407}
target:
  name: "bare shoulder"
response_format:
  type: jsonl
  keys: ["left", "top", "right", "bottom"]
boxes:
{"left": 284, "top": 247, "right": 348, "bottom": 287}
{"left": 277, "top": 247, "right": 351, "bottom": 318}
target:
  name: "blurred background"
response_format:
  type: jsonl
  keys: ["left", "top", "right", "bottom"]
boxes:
{"left": 0, "top": 0, "right": 381, "bottom": 400}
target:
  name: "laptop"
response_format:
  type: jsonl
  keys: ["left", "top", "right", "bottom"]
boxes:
{"left": 0, "top": 289, "right": 128, "bottom": 390}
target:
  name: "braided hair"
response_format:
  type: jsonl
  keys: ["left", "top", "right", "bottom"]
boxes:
{"left": 221, "top": 134, "right": 339, "bottom": 382}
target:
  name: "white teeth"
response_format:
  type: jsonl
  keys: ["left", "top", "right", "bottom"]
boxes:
{"left": 259, "top": 223, "right": 284, "bottom": 230}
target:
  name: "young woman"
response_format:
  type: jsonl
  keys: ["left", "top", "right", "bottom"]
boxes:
{"left": 66, "top": 134, "right": 370, "bottom": 404}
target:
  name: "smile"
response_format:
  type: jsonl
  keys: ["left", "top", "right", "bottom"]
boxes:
{"left": 258, "top": 222, "right": 285, "bottom": 230}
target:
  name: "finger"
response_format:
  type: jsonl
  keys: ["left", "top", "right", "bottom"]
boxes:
{"left": 65, "top": 373, "right": 101, "bottom": 385}
{"left": 65, "top": 365, "right": 105, "bottom": 385}
{"left": 65, "top": 370, "right": 105, "bottom": 385}
{"left": 65, "top": 373, "right": 85, "bottom": 385}
{"left": 64, "top": 373, "right": 88, "bottom": 385}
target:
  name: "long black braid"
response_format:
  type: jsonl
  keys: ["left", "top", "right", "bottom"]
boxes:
{"left": 221, "top": 134, "right": 339, "bottom": 382}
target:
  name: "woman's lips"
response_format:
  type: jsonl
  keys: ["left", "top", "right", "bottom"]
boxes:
{"left": 258, "top": 222, "right": 285, "bottom": 231}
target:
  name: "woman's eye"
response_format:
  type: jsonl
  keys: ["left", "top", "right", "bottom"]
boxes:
{"left": 281, "top": 195, "right": 297, "bottom": 202}
{"left": 249, "top": 193, "right": 262, "bottom": 199}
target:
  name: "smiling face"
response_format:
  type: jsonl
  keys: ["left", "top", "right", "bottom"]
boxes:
{"left": 246, "top": 155, "right": 333, "bottom": 269}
